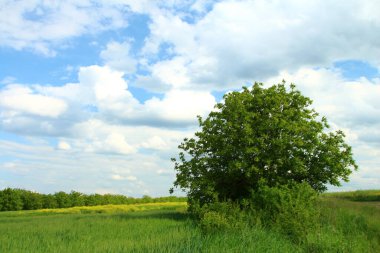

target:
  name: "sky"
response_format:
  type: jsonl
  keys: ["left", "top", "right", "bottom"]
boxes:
{"left": 0, "top": 0, "right": 379, "bottom": 197}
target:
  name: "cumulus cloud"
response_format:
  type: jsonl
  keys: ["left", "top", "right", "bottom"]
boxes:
{"left": 57, "top": 141, "right": 71, "bottom": 150}
{"left": 0, "top": 85, "right": 67, "bottom": 117}
{"left": 104, "top": 133, "right": 136, "bottom": 155}
{"left": 79, "top": 65, "right": 135, "bottom": 103}
{"left": 100, "top": 41, "right": 138, "bottom": 74}
{"left": 141, "top": 136, "right": 168, "bottom": 150}
{"left": 33, "top": 65, "right": 215, "bottom": 128}
{"left": 110, "top": 174, "right": 137, "bottom": 181}
{"left": 142, "top": 89, "right": 216, "bottom": 125}
{"left": 126, "top": 175, "right": 137, "bottom": 181}
{"left": 0, "top": 139, "right": 172, "bottom": 196}
{"left": 111, "top": 174, "right": 124, "bottom": 181}
{"left": 0, "top": 63, "right": 214, "bottom": 157}
{"left": 0, "top": 0, "right": 128, "bottom": 55}
{"left": 36, "top": 65, "right": 137, "bottom": 108}
{"left": 139, "top": 0, "right": 380, "bottom": 92}
{"left": 68, "top": 120, "right": 135, "bottom": 155}
{"left": 0, "top": 76, "right": 17, "bottom": 84}
{"left": 69, "top": 118, "right": 191, "bottom": 156}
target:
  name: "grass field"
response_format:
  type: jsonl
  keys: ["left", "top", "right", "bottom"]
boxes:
{"left": 0, "top": 202, "right": 298, "bottom": 253}
{"left": 0, "top": 192, "right": 379, "bottom": 253}
{"left": 314, "top": 190, "right": 380, "bottom": 252}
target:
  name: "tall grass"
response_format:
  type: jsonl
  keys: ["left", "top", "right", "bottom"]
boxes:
{"left": 0, "top": 202, "right": 187, "bottom": 217}
{"left": 323, "top": 189, "right": 380, "bottom": 202}
{"left": 309, "top": 190, "right": 380, "bottom": 252}
{"left": 0, "top": 193, "right": 379, "bottom": 253}
{"left": 0, "top": 203, "right": 298, "bottom": 253}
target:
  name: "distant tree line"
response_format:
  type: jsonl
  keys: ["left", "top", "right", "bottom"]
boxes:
{"left": 0, "top": 188, "right": 186, "bottom": 212}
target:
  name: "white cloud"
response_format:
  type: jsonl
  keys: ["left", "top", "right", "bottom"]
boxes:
{"left": 140, "top": 0, "right": 380, "bottom": 92}
{"left": 142, "top": 136, "right": 168, "bottom": 150}
{"left": 142, "top": 14, "right": 196, "bottom": 56}
{"left": 111, "top": 174, "right": 124, "bottom": 180}
{"left": 0, "top": 63, "right": 212, "bottom": 145}
{"left": 191, "top": 0, "right": 215, "bottom": 14}
{"left": 154, "top": 58, "right": 190, "bottom": 88}
{"left": 143, "top": 89, "right": 216, "bottom": 124}
{"left": 36, "top": 65, "right": 215, "bottom": 128}
{"left": 0, "top": 139, "right": 174, "bottom": 196}
{"left": 104, "top": 133, "right": 136, "bottom": 155}
{"left": 0, "top": 84, "right": 67, "bottom": 117}
{"left": 69, "top": 118, "right": 191, "bottom": 156}
{"left": 0, "top": 76, "right": 17, "bottom": 84}
{"left": 41, "top": 65, "right": 212, "bottom": 127}
{"left": 111, "top": 174, "right": 137, "bottom": 181}
{"left": 69, "top": 120, "right": 135, "bottom": 155}
{"left": 99, "top": 0, "right": 159, "bottom": 14}
{"left": 100, "top": 41, "right": 137, "bottom": 74}
{"left": 79, "top": 65, "right": 133, "bottom": 102}
{"left": 126, "top": 175, "right": 137, "bottom": 181}
{"left": 157, "top": 169, "right": 172, "bottom": 176}
{"left": 36, "top": 65, "right": 138, "bottom": 108}
{"left": 2, "top": 162, "right": 16, "bottom": 169}
{"left": 57, "top": 141, "right": 71, "bottom": 150}
{"left": 0, "top": 0, "right": 128, "bottom": 55}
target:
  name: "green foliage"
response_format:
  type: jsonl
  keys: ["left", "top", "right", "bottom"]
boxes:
{"left": 69, "top": 191, "right": 85, "bottom": 206}
{"left": 171, "top": 81, "right": 357, "bottom": 207}
{"left": 192, "top": 200, "right": 245, "bottom": 233}
{"left": 249, "top": 182, "right": 319, "bottom": 241}
{"left": 20, "top": 190, "right": 43, "bottom": 210}
{"left": 0, "top": 188, "right": 23, "bottom": 211}
{"left": 42, "top": 194, "right": 58, "bottom": 209}
{"left": 0, "top": 188, "right": 187, "bottom": 212}
{"left": 199, "top": 211, "right": 230, "bottom": 232}
{"left": 54, "top": 191, "right": 72, "bottom": 208}
{"left": 193, "top": 183, "right": 319, "bottom": 242}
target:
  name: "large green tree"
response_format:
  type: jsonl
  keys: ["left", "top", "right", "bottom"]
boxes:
{"left": 171, "top": 82, "right": 357, "bottom": 206}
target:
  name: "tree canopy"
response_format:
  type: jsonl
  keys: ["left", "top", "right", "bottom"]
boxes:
{"left": 171, "top": 82, "right": 357, "bottom": 206}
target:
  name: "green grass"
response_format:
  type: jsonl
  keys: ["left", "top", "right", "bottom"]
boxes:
{"left": 0, "top": 202, "right": 297, "bottom": 253}
{"left": 0, "top": 193, "right": 379, "bottom": 253}
{"left": 0, "top": 202, "right": 187, "bottom": 217}
{"left": 312, "top": 190, "right": 380, "bottom": 252}
{"left": 323, "top": 189, "right": 380, "bottom": 202}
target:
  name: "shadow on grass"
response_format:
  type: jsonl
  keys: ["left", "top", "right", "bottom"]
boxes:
{"left": 349, "top": 196, "right": 380, "bottom": 202}
{"left": 113, "top": 209, "right": 191, "bottom": 222}
{"left": 324, "top": 190, "right": 380, "bottom": 202}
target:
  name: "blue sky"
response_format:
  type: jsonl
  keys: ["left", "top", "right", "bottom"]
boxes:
{"left": 1, "top": 0, "right": 380, "bottom": 196}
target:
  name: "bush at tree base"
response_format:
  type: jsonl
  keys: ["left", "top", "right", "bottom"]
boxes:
{"left": 194, "top": 182, "right": 318, "bottom": 242}
{"left": 249, "top": 182, "right": 319, "bottom": 242}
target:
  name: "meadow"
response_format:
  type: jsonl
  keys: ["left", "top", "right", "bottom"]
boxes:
{"left": 0, "top": 191, "right": 379, "bottom": 253}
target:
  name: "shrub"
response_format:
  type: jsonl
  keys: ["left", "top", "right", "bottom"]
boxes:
{"left": 250, "top": 182, "right": 319, "bottom": 242}
{"left": 199, "top": 211, "right": 230, "bottom": 232}
{"left": 0, "top": 188, "right": 23, "bottom": 211}
{"left": 190, "top": 182, "right": 319, "bottom": 240}
{"left": 192, "top": 200, "right": 247, "bottom": 233}
{"left": 20, "top": 190, "right": 43, "bottom": 210}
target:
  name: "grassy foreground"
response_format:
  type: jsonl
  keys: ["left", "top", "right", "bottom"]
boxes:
{"left": 0, "top": 192, "right": 379, "bottom": 253}
{"left": 0, "top": 202, "right": 297, "bottom": 253}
